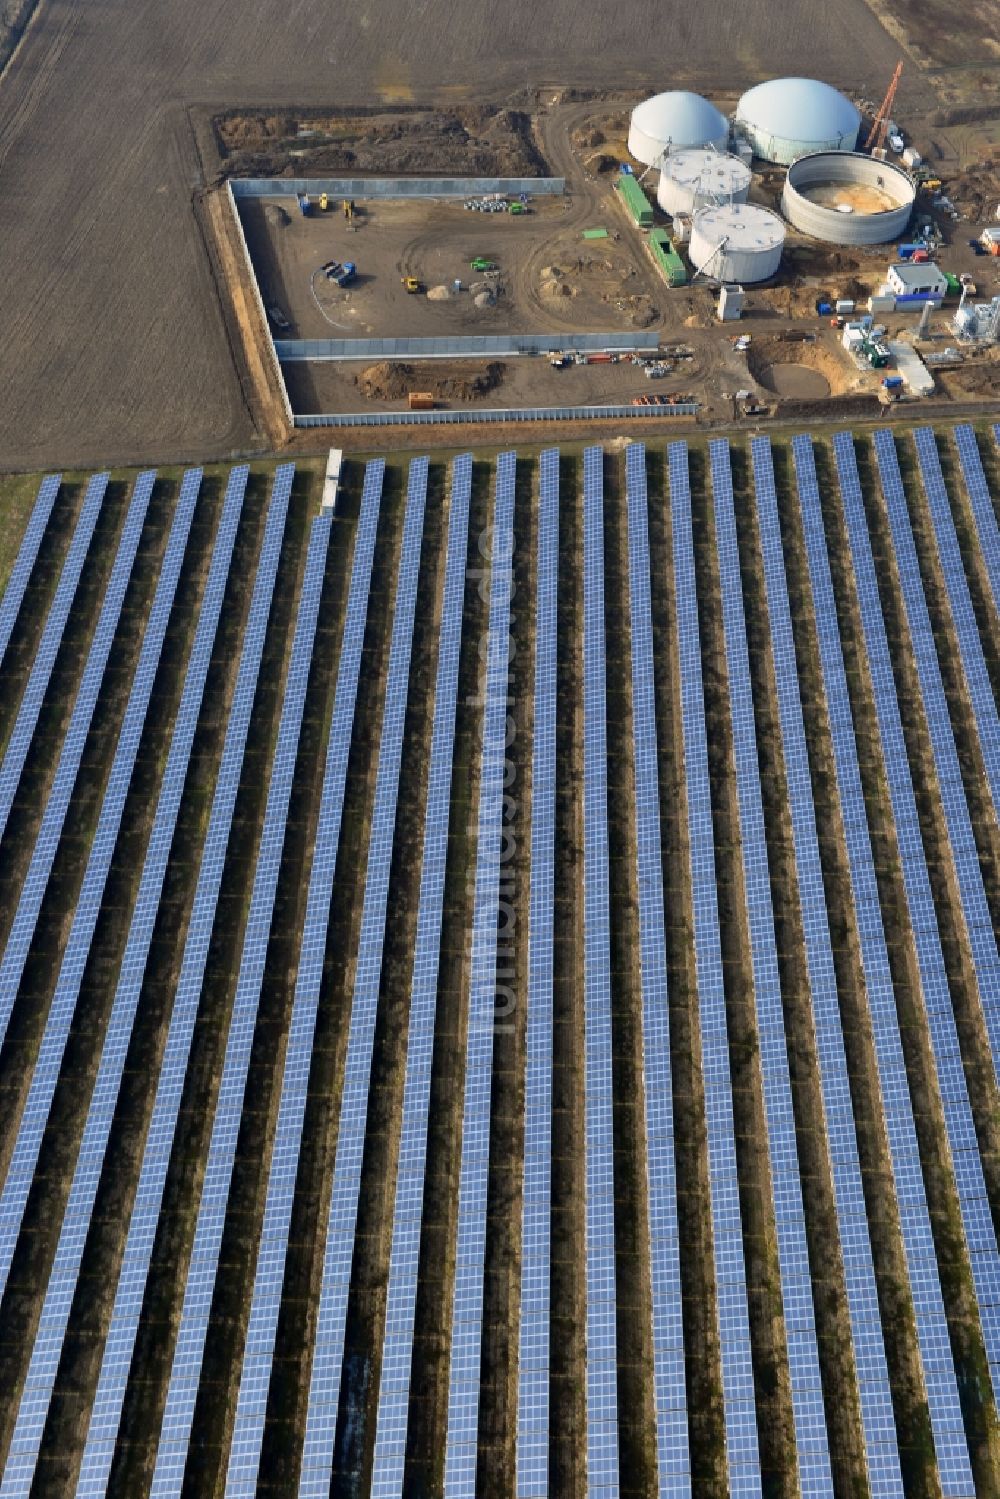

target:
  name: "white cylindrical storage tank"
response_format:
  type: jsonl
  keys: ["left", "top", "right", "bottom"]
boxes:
{"left": 690, "top": 203, "right": 785, "bottom": 283}
{"left": 656, "top": 148, "right": 752, "bottom": 215}
{"left": 735, "top": 77, "right": 861, "bottom": 164}
{"left": 627, "top": 91, "right": 729, "bottom": 166}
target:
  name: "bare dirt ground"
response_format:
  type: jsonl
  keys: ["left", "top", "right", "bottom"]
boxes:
{"left": 283, "top": 356, "right": 703, "bottom": 418}
{"left": 0, "top": 0, "right": 921, "bottom": 471}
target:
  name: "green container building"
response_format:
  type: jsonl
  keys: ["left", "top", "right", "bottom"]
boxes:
{"left": 616, "top": 172, "right": 654, "bottom": 228}
{"left": 649, "top": 228, "right": 688, "bottom": 287}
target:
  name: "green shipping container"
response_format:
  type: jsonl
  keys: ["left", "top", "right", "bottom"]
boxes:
{"left": 649, "top": 228, "right": 688, "bottom": 287}
{"left": 616, "top": 173, "right": 653, "bottom": 228}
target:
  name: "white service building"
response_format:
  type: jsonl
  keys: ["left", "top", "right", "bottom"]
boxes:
{"left": 886, "top": 262, "right": 948, "bottom": 299}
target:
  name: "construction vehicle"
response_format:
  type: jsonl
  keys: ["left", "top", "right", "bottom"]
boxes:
{"left": 865, "top": 62, "right": 903, "bottom": 155}
{"left": 470, "top": 257, "right": 496, "bottom": 272}
{"left": 402, "top": 276, "right": 422, "bottom": 294}
{"left": 323, "top": 260, "right": 357, "bottom": 286}
{"left": 343, "top": 199, "right": 356, "bottom": 223}
{"left": 267, "top": 304, "right": 291, "bottom": 332}
{"left": 319, "top": 192, "right": 329, "bottom": 212}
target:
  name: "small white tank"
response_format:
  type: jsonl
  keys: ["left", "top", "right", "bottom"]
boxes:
{"left": 656, "top": 149, "right": 752, "bottom": 216}
{"left": 690, "top": 203, "right": 785, "bottom": 283}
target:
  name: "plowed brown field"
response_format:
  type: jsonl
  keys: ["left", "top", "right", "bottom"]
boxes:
{"left": 0, "top": 0, "right": 924, "bottom": 470}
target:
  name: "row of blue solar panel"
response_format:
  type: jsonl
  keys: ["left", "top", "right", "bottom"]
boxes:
{"left": 953, "top": 425, "right": 1000, "bottom": 640}
{"left": 0, "top": 472, "right": 61, "bottom": 673}
{"left": 792, "top": 434, "right": 975, "bottom": 1497}
{"left": 671, "top": 442, "right": 761, "bottom": 1496}
{"left": 2, "top": 465, "right": 250, "bottom": 1499}
{"left": 76, "top": 463, "right": 295, "bottom": 1498}
{"left": 582, "top": 446, "right": 622, "bottom": 1499}
{"left": 444, "top": 450, "right": 517, "bottom": 1499}
{"left": 747, "top": 435, "right": 905, "bottom": 1499}
{"left": 0, "top": 470, "right": 155, "bottom": 1041}
{"left": 0, "top": 467, "right": 201, "bottom": 1314}
{"left": 624, "top": 444, "right": 690, "bottom": 1496}
{"left": 226, "top": 460, "right": 386, "bottom": 1498}
{"left": 874, "top": 431, "right": 1000, "bottom": 1097}
{"left": 150, "top": 505, "right": 333, "bottom": 1495}
{"left": 912, "top": 429, "right": 1000, "bottom": 829}
{"left": 301, "top": 459, "right": 430, "bottom": 1498}
{"left": 709, "top": 440, "right": 835, "bottom": 1498}
{"left": 0, "top": 472, "right": 108, "bottom": 851}
{"left": 515, "top": 448, "right": 559, "bottom": 1499}
{"left": 372, "top": 455, "right": 473, "bottom": 1499}
{"left": 833, "top": 433, "right": 1000, "bottom": 1410}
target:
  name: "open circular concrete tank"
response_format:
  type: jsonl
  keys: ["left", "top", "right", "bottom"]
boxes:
{"left": 781, "top": 151, "right": 915, "bottom": 244}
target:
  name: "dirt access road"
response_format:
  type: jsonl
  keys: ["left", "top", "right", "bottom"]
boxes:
{"left": 0, "top": 0, "right": 924, "bottom": 471}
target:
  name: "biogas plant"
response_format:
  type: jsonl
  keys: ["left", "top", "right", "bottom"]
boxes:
{"left": 623, "top": 74, "right": 922, "bottom": 279}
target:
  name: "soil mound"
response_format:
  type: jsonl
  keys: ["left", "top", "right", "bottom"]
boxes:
{"left": 356, "top": 360, "right": 506, "bottom": 402}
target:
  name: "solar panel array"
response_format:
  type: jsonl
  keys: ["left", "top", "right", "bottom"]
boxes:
{"left": 0, "top": 465, "right": 249, "bottom": 1499}
{"left": 913, "top": 427, "right": 1000, "bottom": 825}
{"left": 443, "top": 449, "right": 517, "bottom": 1499}
{"left": 710, "top": 443, "right": 835, "bottom": 1497}
{"left": 371, "top": 455, "right": 472, "bottom": 1499}
{"left": 75, "top": 464, "right": 293, "bottom": 1498}
{"left": 792, "top": 434, "right": 975, "bottom": 1497}
{"left": 671, "top": 440, "right": 761, "bottom": 1497}
{"left": 225, "top": 459, "right": 385, "bottom": 1499}
{"left": 516, "top": 447, "right": 559, "bottom": 1499}
{"left": 0, "top": 468, "right": 200, "bottom": 1308}
{"left": 2, "top": 433, "right": 1000, "bottom": 1495}
{"left": 748, "top": 435, "right": 904, "bottom": 1499}
{"left": 149, "top": 506, "right": 331, "bottom": 1496}
{"left": 0, "top": 469, "right": 155, "bottom": 1046}
{"left": 833, "top": 432, "right": 1000, "bottom": 1408}
{"left": 0, "top": 470, "right": 108, "bottom": 847}
{"left": 300, "top": 459, "right": 429, "bottom": 1498}
{"left": 952, "top": 425, "right": 1000, "bottom": 642}
{"left": 872, "top": 429, "right": 1000, "bottom": 1090}
{"left": 582, "top": 445, "right": 621, "bottom": 1499}
{"left": 0, "top": 473, "right": 61, "bottom": 672}
{"left": 623, "top": 443, "right": 689, "bottom": 1496}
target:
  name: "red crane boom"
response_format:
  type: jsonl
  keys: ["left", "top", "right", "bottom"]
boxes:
{"left": 865, "top": 61, "right": 903, "bottom": 153}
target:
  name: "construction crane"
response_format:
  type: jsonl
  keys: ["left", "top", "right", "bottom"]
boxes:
{"left": 864, "top": 61, "right": 903, "bottom": 154}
